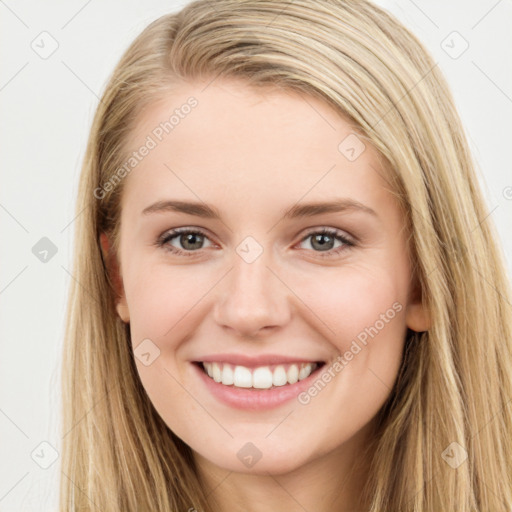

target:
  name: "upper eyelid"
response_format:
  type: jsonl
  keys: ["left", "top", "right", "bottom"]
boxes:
{"left": 160, "top": 226, "right": 215, "bottom": 244}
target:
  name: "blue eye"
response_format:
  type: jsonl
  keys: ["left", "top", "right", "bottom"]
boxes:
{"left": 156, "top": 227, "right": 354, "bottom": 258}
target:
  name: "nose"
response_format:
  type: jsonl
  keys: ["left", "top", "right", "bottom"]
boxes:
{"left": 213, "top": 249, "right": 291, "bottom": 339}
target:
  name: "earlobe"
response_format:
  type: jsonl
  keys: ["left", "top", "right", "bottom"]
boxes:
{"left": 100, "top": 232, "right": 130, "bottom": 324}
{"left": 116, "top": 301, "right": 130, "bottom": 324}
{"left": 405, "top": 302, "right": 430, "bottom": 332}
{"left": 405, "top": 280, "right": 430, "bottom": 332}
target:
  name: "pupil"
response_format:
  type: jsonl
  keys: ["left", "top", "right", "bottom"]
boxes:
{"left": 313, "top": 234, "right": 333, "bottom": 251}
{"left": 183, "top": 233, "right": 202, "bottom": 250}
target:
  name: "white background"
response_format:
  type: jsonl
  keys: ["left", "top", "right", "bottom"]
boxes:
{"left": 0, "top": 1, "right": 511, "bottom": 510}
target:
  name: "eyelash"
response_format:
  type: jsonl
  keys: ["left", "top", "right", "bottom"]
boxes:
{"left": 155, "top": 227, "right": 355, "bottom": 259}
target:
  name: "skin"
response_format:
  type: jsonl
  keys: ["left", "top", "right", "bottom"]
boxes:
{"left": 101, "top": 78, "right": 430, "bottom": 512}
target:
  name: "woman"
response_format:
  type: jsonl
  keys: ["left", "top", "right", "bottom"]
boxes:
{"left": 60, "top": 1, "right": 512, "bottom": 510}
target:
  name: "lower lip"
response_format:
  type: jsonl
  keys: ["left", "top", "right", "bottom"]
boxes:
{"left": 192, "top": 362, "right": 325, "bottom": 410}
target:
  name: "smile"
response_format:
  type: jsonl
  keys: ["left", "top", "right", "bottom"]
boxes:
{"left": 201, "top": 361, "right": 320, "bottom": 389}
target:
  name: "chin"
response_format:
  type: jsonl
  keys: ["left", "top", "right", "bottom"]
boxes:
{"left": 213, "top": 452, "right": 307, "bottom": 476}
{"left": 192, "top": 435, "right": 314, "bottom": 476}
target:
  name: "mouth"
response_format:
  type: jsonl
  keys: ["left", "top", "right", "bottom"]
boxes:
{"left": 194, "top": 361, "right": 326, "bottom": 390}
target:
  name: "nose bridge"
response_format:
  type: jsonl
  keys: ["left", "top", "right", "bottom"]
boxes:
{"left": 213, "top": 241, "right": 290, "bottom": 336}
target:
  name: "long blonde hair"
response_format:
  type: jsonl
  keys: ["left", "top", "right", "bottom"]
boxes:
{"left": 60, "top": 1, "right": 512, "bottom": 510}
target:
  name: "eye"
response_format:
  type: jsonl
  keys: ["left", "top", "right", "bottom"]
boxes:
{"left": 156, "top": 228, "right": 214, "bottom": 257}
{"left": 296, "top": 228, "right": 354, "bottom": 258}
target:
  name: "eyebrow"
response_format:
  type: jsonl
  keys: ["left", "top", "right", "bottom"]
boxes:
{"left": 142, "top": 198, "right": 378, "bottom": 220}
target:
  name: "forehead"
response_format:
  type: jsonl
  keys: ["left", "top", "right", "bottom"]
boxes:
{"left": 119, "top": 78, "right": 393, "bottom": 219}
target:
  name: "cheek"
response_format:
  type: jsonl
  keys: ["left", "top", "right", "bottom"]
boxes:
{"left": 291, "top": 268, "right": 407, "bottom": 446}
{"left": 122, "top": 265, "right": 201, "bottom": 423}
{"left": 124, "top": 263, "right": 207, "bottom": 341}
{"left": 294, "top": 264, "right": 408, "bottom": 408}
{"left": 293, "top": 264, "right": 407, "bottom": 348}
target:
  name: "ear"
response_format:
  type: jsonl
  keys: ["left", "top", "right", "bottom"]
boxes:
{"left": 99, "top": 232, "right": 130, "bottom": 323}
{"left": 405, "top": 278, "right": 430, "bottom": 333}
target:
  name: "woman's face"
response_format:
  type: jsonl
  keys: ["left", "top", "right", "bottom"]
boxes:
{"left": 103, "top": 78, "right": 429, "bottom": 475}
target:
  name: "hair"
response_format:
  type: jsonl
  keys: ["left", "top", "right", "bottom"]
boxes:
{"left": 60, "top": 0, "right": 512, "bottom": 510}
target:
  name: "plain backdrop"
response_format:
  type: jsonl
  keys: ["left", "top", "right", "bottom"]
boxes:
{"left": 0, "top": 1, "right": 511, "bottom": 510}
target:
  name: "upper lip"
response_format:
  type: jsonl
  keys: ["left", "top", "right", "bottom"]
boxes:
{"left": 194, "top": 354, "right": 325, "bottom": 367}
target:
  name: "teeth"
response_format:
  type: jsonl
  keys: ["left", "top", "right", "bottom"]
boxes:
{"left": 221, "top": 364, "right": 234, "bottom": 385}
{"left": 287, "top": 364, "right": 299, "bottom": 384}
{"left": 201, "top": 362, "right": 318, "bottom": 389}
{"left": 272, "top": 365, "right": 288, "bottom": 387}
{"left": 252, "top": 367, "right": 273, "bottom": 389}
{"left": 233, "top": 365, "right": 252, "bottom": 388}
{"left": 298, "top": 365, "right": 311, "bottom": 381}
{"left": 212, "top": 363, "right": 222, "bottom": 382}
